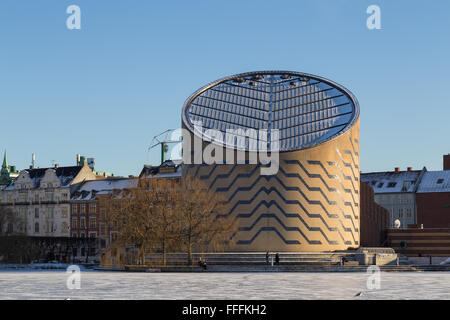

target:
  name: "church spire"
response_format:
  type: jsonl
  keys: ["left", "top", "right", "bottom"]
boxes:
{"left": 1, "top": 151, "right": 8, "bottom": 172}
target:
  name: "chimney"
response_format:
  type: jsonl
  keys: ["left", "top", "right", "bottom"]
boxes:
{"left": 407, "top": 167, "right": 413, "bottom": 172}
{"left": 394, "top": 167, "right": 400, "bottom": 172}
{"left": 31, "top": 153, "right": 35, "bottom": 169}
{"left": 444, "top": 154, "right": 450, "bottom": 170}
{"left": 76, "top": 154, "right": 81, "bottom": 166}
{"left": 54, "top": 164, "right": 59, "bottom": 168}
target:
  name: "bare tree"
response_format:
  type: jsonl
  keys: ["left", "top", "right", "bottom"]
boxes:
{"left": 98, "top": 178, "right": 181, "bottom": 266}
{"left": 0, "top": 206, "right": 30, "bottom": 263}
{"left": 98, "top": 175, "right": 237, "bottom": 267}
{"left": 177, "top": 175, "right": 237, "bottom": 265}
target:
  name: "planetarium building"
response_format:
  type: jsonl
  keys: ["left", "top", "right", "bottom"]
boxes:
{"left": 182, "top": 71, "right": 360, "bottom": 252}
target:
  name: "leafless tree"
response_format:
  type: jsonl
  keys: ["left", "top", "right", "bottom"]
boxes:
{"left": 98, "top": 175, "right": 237, "bottom": 267}
{"left": 176, "top": 175, "right": 237, "bottom": 265}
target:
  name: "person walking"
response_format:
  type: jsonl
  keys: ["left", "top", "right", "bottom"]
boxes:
{"left": 275, "top": 253, "right": 280, "bottom": 265}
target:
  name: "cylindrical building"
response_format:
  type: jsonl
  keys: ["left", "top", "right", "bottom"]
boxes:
{"left": 182, "top": 71, "right": 360, "bottom": 252}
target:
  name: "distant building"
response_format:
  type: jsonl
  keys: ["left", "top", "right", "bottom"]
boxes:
{"left": 70, "top": 177, "right": 138, "bottom": 262}
{"left": 0, "top": 162, "right": 96, "bottom": 237}
{"left": 76, "top": 154, "right": 115, "bottom": 178}
{"left": 359, "top": 181, "right": 390, "bottom": 247}
{"left": 444, "top": 154, "right": 450, "bottom": 171}
{"left": 0, "top": 151, "right": 19, "bottom": 189}
{"left": 361, "top": 167, "right": 427, "bottom": 228}
{"left": 139, "top": 160, "right": 182, "bottom": 179}
{"left": 415, "top": 156, "right": 450, "bottom": 228}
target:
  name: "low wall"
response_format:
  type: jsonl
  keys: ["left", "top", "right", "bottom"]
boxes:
{"left": 387, "top": 228, "right": 450, "bottom": 256}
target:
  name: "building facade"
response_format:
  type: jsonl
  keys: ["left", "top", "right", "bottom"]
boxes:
{"left": 359, "top": 181, "right": 390, "bottom": 247}
{"left": 361, "top": 168, "right": 427, "bottom": 228}
{"left": 70, "top": 177, "right": 138, "bottom": 262}
{"left": 0, "top": 162, "right": 96, "bottom": 237}
{"left": 182, "top": 71, "right": 360, "bottom": 252}
{"left": 416, "top": 170, "right": 450, "bottom": 228}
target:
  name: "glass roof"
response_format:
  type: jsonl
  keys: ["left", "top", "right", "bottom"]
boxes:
{"left": 182, "top": 71, "right": 359, "bottom": 152}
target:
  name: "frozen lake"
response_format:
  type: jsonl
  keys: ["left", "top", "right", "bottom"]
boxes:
{"left": 0, "top": 270, "right": 449, "bottom": 300}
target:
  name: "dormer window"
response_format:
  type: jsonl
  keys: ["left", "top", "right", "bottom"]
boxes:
{"left": 387, "top": 182, "right": 397, "bottom": 188}
{"left": 377, "top": 182, "right": 384, "bottom": 188}
{"left": 437, "top": 178, "right": 444, "bottom": 184}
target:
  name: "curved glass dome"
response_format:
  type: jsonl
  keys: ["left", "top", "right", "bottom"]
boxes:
{"left": 182, "top": 71, "right": 359, "bottom": 152}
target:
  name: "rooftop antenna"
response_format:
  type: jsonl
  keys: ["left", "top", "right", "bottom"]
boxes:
{"left": 148, "top": 129, "right": 182, "bottom": 165}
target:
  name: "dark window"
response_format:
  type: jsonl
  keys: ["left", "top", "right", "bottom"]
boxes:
{"left": 437, "top": 179, "right": 444, "bottom": 184}
{"left": 377, "top": 182, "right": 384, "bottom": 188}
{"left": 387, "top": 182, "right": 397, "bottom": 188}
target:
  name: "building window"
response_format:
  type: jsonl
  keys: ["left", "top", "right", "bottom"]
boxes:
{"left": 387, "top": 182, "right": 397, "bottom": 188}
{"left": 406, "top": 208, "right": 412, "bottom": 218}
{"left": 72, "top": 204, "right": 78, "bottom": 214}
{"left": 62, "top": 222, "right": 69, "bottom": 232}
{"left": 100, "top": 207, "right": 106, "bottom": 220}
{"left": 61, "top": 193, "right": 68, "bottom": 201}
{"left": 80, "top": 217, "right": 86, "bottom": 228}
{"left": 34, "top": 208, "right": 39, "bottom": 219}
{"left": 72, "top": 233, "right": 77, "bottom": 238}
{"left": 45, "top": 192, "right": 54, "bottom": 202}
{"left": 90, "top": 203, "right": 97, "bottom": 213}
{"left": 100, "top": 223, "right": 106, "bottom": 236}
{"left": 19, "top": 192, "right": 27, "bottom": 203}
{"left": 34, "top": 222, "right": 39, "bottom": 233}
{"left": 81, "top": 204, "right": 86, "bottom": 214}
{"left": 89, "top": 232, "right": 97, "bottom": 239}
{"left": 80, "top": 232, "right": 85, "bottom": 238}
{"left": 377, "top": 182, "right": 384, "bottom": 188}
{"left": 399, "top": 208, "right": 403, "bottom": 218}
{"left": 89, "top": 217, "right": 97, "bottom": 228}
{"left": 437, "top": 179, "right": 444, "bottom": 184}
{"left": 61, "top": 207, "right": 68, "bottom": 218}
{"left": 72, "top": 218, "right": 78, "bottom": 229}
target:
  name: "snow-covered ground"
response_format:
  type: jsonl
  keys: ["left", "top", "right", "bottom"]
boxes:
{"left": 0, "top": 270, "right": 449, "bottom": 300}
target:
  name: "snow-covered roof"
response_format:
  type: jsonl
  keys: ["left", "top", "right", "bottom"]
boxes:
{"left": 139, "top": 161, "right": 182, "bottom": 179}
{"left": 71, "top": 178, "right": 138, "bottom": 201}
{"left": 416, "top": 171, "right": 450, "bottom": 193}
{"left": 361, "top": 170, "right": 423, "bottom": 194}
{"left": 4, "top": 166, "right": 83, "bottom": 190}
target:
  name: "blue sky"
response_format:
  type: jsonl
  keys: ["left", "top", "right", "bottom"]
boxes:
{"left": 1, "top": 0, "right": 449, "bottom": 176}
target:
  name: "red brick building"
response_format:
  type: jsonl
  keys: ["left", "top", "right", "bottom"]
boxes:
{"left": 70, "top": 177, "right": 138, "bottom": 261}
{"left": 416, "top": 170, "right": 450, "bottom": 228}
{"left": 360, "top": 181, "right": 390, "bottom": 247}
